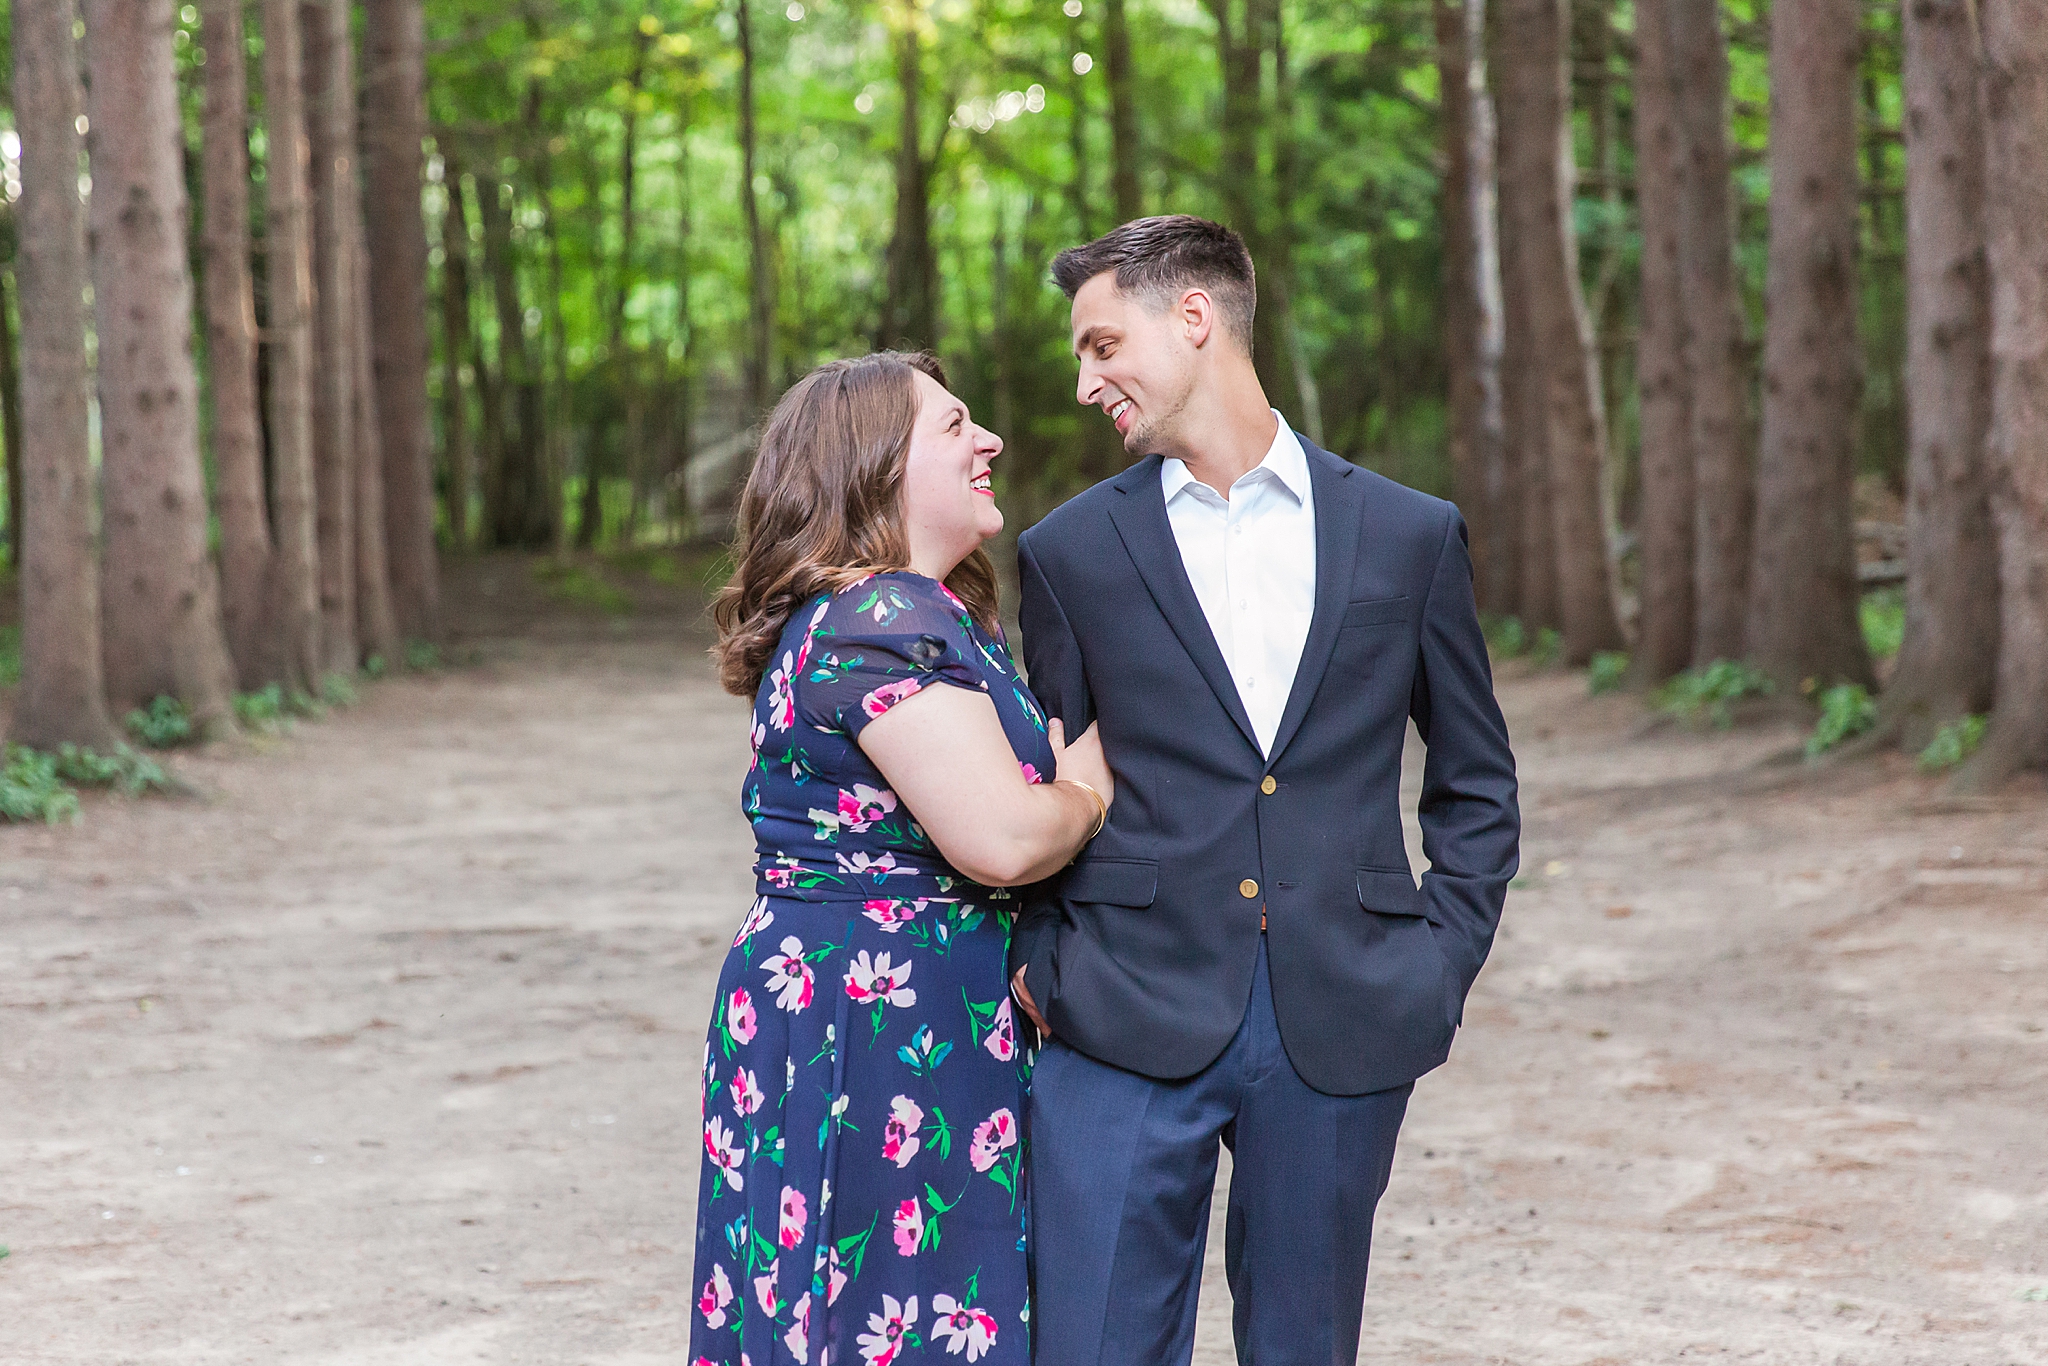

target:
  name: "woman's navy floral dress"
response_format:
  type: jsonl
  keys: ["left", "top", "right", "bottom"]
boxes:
{"left": 690, "top": 572, "right": 1051, "bottom": 1366}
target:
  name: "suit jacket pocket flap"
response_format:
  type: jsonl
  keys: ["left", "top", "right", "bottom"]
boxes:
{"left": 1356, "top": 867, "right": 1426, "bottom": 916}
{"left": 1062, "top": 858, "right": 1159, "bottom": 907}
{"left": 1340, "top": 595, "right": 1412, "bottom": 629}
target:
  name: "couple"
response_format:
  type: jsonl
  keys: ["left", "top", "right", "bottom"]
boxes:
{"left": 689, "top": 216, "right": 1520, "bottom": 1366}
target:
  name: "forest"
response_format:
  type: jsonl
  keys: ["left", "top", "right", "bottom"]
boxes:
{"left": 1, "top": 0, "right": 2046, "bottom": 805}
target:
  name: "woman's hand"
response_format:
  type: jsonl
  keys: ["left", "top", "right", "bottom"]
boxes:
{"left": 1047, "top": 718, "right": 1114, "bottom": 809}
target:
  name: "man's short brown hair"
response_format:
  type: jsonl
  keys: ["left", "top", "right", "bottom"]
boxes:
{"left": 1051, "top": 215, "right": 1257, "bottom": 352}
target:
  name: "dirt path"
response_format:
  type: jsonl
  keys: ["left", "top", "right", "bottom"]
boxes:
{"left": 4, "top": 563, "right": 2045, "bottom": 1365}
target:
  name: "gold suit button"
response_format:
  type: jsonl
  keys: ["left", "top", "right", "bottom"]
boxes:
{"left": 1260, "top": 776, "right": 1277, "bottom": 795}
{"left": 1239, "top": 878, "right": 1260, "bottom": 899}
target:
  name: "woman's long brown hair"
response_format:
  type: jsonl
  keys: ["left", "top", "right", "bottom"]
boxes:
{"left": 712, "top": 351, "right": 1002, "bottom": 697}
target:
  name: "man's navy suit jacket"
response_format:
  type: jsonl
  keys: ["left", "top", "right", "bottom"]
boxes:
{"left": 1008, "top": 437, "right": 1520, "bottom": 1097}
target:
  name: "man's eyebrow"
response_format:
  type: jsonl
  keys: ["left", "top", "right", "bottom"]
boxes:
{"left": 1072, "top": 324, "right": 1104, "bottom": 359}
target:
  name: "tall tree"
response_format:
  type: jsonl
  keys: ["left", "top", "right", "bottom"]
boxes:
{"left": 199, "top": 0, "right": 272, "bottom": 686}
{"left": 1961, "top": 0, "right": 2048, "bottom": 786}
{"left": 1883, "top": 0, "right": 1997, "bottom": 750}
{"left": 582, "top": 19, "right": 654, "bottom": 549}
{"left": 350, "top": 175, "right": 402, "bottom": 663}
{"left": 1745, "top": 0, "right": 1872, "bottom": 690}
{"left": 1665, "top": 0, "right": 1750, "bottom": 665}
{"left": 1104, "top": 0, "right": 1141, "bottom": 223}
{"left": 475, "top": 163, "right": 548, "bottom": 548}
{"left": 1265, "top": 0, "right": 1321, "bottom": 444}
{"left": 84, "top": 0, "right": 239, "bottom": 729}
{"left": 880, "top": 0, "right": 939, "bottom": 351}
{"left": 1436, "top": 0, "right": 1506, "bottom": 613}
{"left": 1630, "top": 0, "right": 1695, "bottom": 682}
{"left": 363, "top": 0, "right": 439, "bottom": 641}
{"left": 1495, "top": 0, "right": 1622, "bottom": 662}
{"left": 260, "top": 0, "right": 324, "bottom": 689}
{"left": 305, "top": 0, "right": 358, "bottom": 674}
{"left": 1, "top": 227, "right": 22, "bottom": 575}
{"left": 736, "top": 0, "right": 774, "bottom": 415}
{"left": 10, "top": 0, "right": 118, "bottom": 750}
{"left": 437, "top": 147, "right": 476, "bottom": 552}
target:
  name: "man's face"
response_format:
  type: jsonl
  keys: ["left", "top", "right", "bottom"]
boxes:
{"left": 1070, "top": 272, "right": 1197, "bottom": 456}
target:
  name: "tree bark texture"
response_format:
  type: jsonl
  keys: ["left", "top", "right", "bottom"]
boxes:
{"left": 304, "top": 0, "right": 358, "bottom": 674}
{"left": 1666, "top": 0, "right": 1751, "bottom": 665}
{"left": 1746, "top": 0, "right": 1873, "bottom": 690}
{"left": 1104, "top": 0, "right": 1141, "bottom": 222}
{"left": 475, "top": 169, "right": 549, "bottom": 549}
{"left": 881, "top": 10, "right": 937, "bottom": 351}
{"left": 259, "top": 0, "right": 324, "bottom": 690}
{"left": 1886, "top": 0, "right": 1997, "bottom": 750}
{"left": 736, "top": 0, "right": 774, "bottom": 415}
{"left": 362, "top": 0, "right": 439, "bottom": 641}
{"left": 1495, "top": 0, "right": 1622, "bottom": 661}
{"left": 349, "top": 177, "right": 402, "bottom": 664}
{"left": 9, "top": 0, "right": 118, "bottom": 749}
{"left": 1963, "top": 0, "right": 2048, "bottom": 784}
{"left": 437, "top": 147, "right": 476, "bottom": 552}
{"left": 199, "top": 0, "right": 272, "bottom": 687}
{"left": 83, "top": 0, "right": 239, "bottom": 728}
{"left": 1, "top": 240, "right": 23, "bottom": 575}
{"left": 582, "top": 24, "right": 651, "bottom": 550}
{"left": 1630, "top": 0, "right": 1696, "bottom": 682}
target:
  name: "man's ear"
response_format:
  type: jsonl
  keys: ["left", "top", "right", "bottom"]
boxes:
{"left": 1179, "top": 288, "right": 1216, "bottom": 349}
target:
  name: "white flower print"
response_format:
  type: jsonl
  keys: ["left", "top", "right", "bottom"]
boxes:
{"left": 778, "top": 1184, "right": 809, "bottom": 1249}
{"left": 762, "top": 936, "right": 816, "bottom": 1012}
{"left": 836, "top": 783, "right": 897, "bottom": 832}
{"left": 728, "top": 1066, "right": 764, "bottom": 1117}
{"left": 881, "top": 1094, "right": 924, "bottom": 1168}
{"left": 697, "top": 1262, "right": 734, "bottom": 1329}
{"left": 982, "top": 997, "right": 1017, "bottom": 1062}
{"left": 856, "top": 1294, "right": 919, "bottom": 1364}
{"left": 703, "top": 1116, "right": 745, "bottom": 1192}
{"left": 732, "top": 897, "right": 775, "bottom": 949}
{"left": 844, "top": 950, "right": 916, "bottom": 1008}
{"left": 837, "top": 850, "right": 915, "bottom": 880}
{"left": 753, "top": 1259, "right": 780, "bottom": 1316}
{"left": 968, "top": 1108, "right": 1018, "bottom": 1174}
{"left": 784, "top": 1291, "right": 813, "bottom": 1364}
{"left": 930, "top": 1294, "right": 1000, "bottom": 1360}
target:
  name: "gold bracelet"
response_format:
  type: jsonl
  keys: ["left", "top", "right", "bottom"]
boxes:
{"left": 1055, "top": 778, "right": 1107, "bottom": 839}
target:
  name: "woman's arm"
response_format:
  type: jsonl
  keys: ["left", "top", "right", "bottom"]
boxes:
{"left": 858, "top": 683, "right": 1111, "bottom": 887}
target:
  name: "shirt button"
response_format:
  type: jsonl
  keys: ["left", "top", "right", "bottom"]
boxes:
{"left": 1239, "top": 879, "right": 1260, "bottom": 899}
{"left": 1261, "top": 776, "right": 1277, "bottom": 795}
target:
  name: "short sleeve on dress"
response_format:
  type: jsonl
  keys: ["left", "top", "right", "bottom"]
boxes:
{"left": 792, "top": 574, "right": 987, "bottom": 740}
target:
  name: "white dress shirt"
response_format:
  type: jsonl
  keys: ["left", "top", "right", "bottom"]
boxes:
{"left": 1161, "top": 411, "right": 1317, "bottom": 755}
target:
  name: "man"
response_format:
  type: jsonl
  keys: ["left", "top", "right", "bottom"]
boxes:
{"left": 1009, "top": 216, "right": 1519, "bottom": 1366}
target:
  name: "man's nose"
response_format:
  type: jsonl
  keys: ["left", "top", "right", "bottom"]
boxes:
{"left": 1076, "top": 368, "right": 1100, "bottom": 407}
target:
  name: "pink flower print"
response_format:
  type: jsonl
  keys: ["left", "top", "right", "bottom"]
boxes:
{"left": 856, "top": 1294, "right": 920, "bottom": 1364}
{"left": 762, "top": 937, "right": 816, "bottom": 1012}
{"left": 783, "top": 1292, "right": 813, "bottom": 1364}
{"left": 762, "top": 857, "right": 798, "bottom": 890}
{"left": 968, "top": 1108, "right": 1018, "bottom": 1173}
{"left": 778, "top": 1185, "right": 809, "bottom": 1250}
{"left": 861, "top": 899, "right": 926, "bottom": 933}
{"left": 892, "top": 1196, "right": 925, "bottom": 1256}
{"left": 725, "top": 987, "right": 759, "bottom": 1046}
{"left": 767, "top": 650, "right": 799, "bottom": 732}
{"left": 703, "top": 1116, "right": 745, "bottom": 1192}
{"left": 826, "top": 1244, "right": 848, "bottom": 1306}
{"left": 860, "top": 677, "right": 924, "bottom": 719}
{"left": 982, "top": 998, "right": 1017, "bottom": 1062}
{"left": 837, "top": 783, "right": 898, "bottom": 831}
{"left": 930, "top": 1294, "right": 1000, "bottom": 1360}
{"left": 845, "top": 951, "right": 916, "bottom": 1009}
{"left": 1019, "top": 762, "right": 1042, "bottom": 784}
{"left": 733, "top": 897, "right": 775, "bottom": 948}
{"left": 728, "top": 1066, "right": 764, "bottom": 1117}
{"left": 698, "top": 1263, "right": 734, "bottom": 1329}
{"left": 753, "top": 1259, "right": 780, "bottom": 1316}
{"left": 881, "top": 1094, "right": 924, "bottom": 1168}
{"left": 750, "top": 718, "right": 767, "bottom": 755}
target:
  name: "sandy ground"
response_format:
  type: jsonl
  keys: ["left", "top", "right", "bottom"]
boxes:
{"left": 3, "top": 556, "right": 2045, "bottom": 1365}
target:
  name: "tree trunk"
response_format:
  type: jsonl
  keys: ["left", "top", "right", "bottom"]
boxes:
{"left": 736, "top": 0, "right": 773, "bottom": 415}
{"left": 1745, "top": 0, "right": 1873, "bottom": 691}
{"left": 9, "top": 0, "right": 118, "bottom": 750}
{"left": 304, "top": 0, "right": 357, "bottom": 674}
{"left": 582, "top": 24, "right": 651, "bottom": 551}
{"left": 671, "top": 87, "right": 696, "bottom": 536}
{"left": 1666, "top": 0, "right": 1750, "bottom": 665}
{"left": 1104, "top": 0, "right": 1141, "bottom": 222}
{"left": 1068, "top": 5, "right": 1092, "bottom": 240}
{"left": 350, "top": 179, "right": 402, "bottom": 665}
{"left": 257, "top": 0, "right": 323, "bottom": 691}
{"left": 84, "top": 0, "right": 239, "bottom": 730}
{"left": 1630, "top": 0, "right": 1695, "bottom": 682}
{"left": 1496, "top": 0, "right": 1622, "bottom": 660}
{"left": 1266, "top": 0, "right": 1321, "bottom": 444}
{"left": 1960, "top": 0, "right": 2048, "bottom": 786}
{"left": 362, "top": 0, "right": 439, "bottom": 642}
{"left": 438, "top": 145, "right": 476, "bottom": 552}
{"left": 474, "top": 164, "right": 547, "bottom": 550}
{"left": 881, "top": 8, "right": 937, "bottom": 351}
{"left": 1, "top": 240, "right": 23, "bottom": 575}
{"left": 1882, "top": 0, "right": 1997, "bottom": 751}
{"left": 199, "top": 0, "right": 272, "bottom": 687}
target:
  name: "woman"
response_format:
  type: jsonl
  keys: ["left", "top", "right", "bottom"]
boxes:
{"left": 691, "top": 352, "right": 1110, "bottom": 1366}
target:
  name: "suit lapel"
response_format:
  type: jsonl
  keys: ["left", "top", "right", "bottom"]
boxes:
{"left": 1266, "top": 441, "right": 1364, "bottom": 763}
{"left": 1104, "top": 457, "right": 1262, "bottom": 754}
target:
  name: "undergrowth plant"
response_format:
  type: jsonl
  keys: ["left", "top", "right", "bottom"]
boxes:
{"left": 1806, "top": 684, "right": 1878, "bottom": 757}
{"left": 126, "top": 695, "right": 194, "bottom": 748}
{"left": 1, "top": 745, "right": 80, "bottom": 823}
{"left": 533, "top": 559, "right": 632, "bottom": 616}
{"left": 1588, "top": 651, "right": 1630, "bottom": 695}
{"left": 1654, "top": 659, "right": 1775, "bottom": 730}
{"left": 0, "top": 624, "right": 21, "bottom": 687}
{"left": 1918, "top": 714, "right": 1988, "bottom": 773}
{"left": 1860, "top": 588, "right": 1905, "bottom": 661}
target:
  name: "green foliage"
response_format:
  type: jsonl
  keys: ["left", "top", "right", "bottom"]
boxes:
{"left": 533, "top": 558, "right": 634, "bottom": 615}
{"left": 363, "top": 653, "right": 389, "bottom": 680}
{"left": 50, "top": 743, "right": 172, "bottom": 796}
{"left": 404, "top": 641, "right": 441, "bottom": 672}
{"left": 1655, "top": 660, "right": 1775, "bottom": 731}
{"left": 1, "top": 745, "right": 80, "bottom": 824}
{"left": 0, "top": 624, "right": 21, "bottom": 687}
{"left": 1484, "top": 616, "right": 1528, "bottom": 659}
{"left": 1805, "top": 684, "right": 1878, "bottom": 757}
{"left": 126, "top": 695, "right": 195, "bottom": 748}
{"left": 1529, "top": 628, "right": 1563, "bottom": 668}
{"left": 321, "top": 671, "right": 360, "bottom": 707}
{"left": 1588, "top": 651, "right": 1630, "bottom": 696}
{"left": 235, "top": 685, "right": 289, "bottom": 729}
{"left": 1917, "top": 714, "right": 1988, "bottom": 773}
{"left": 1860, "top": 588, "right": 1905, "bottom": 661}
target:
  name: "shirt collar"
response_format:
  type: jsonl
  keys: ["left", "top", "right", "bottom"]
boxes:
{"left": 1161, "top": 411, "right": 1309, "bottom": 506}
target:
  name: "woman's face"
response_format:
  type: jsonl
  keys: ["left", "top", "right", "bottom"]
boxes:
{"left": 901, "top": 369, "right": 1004, "bottom": 576}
